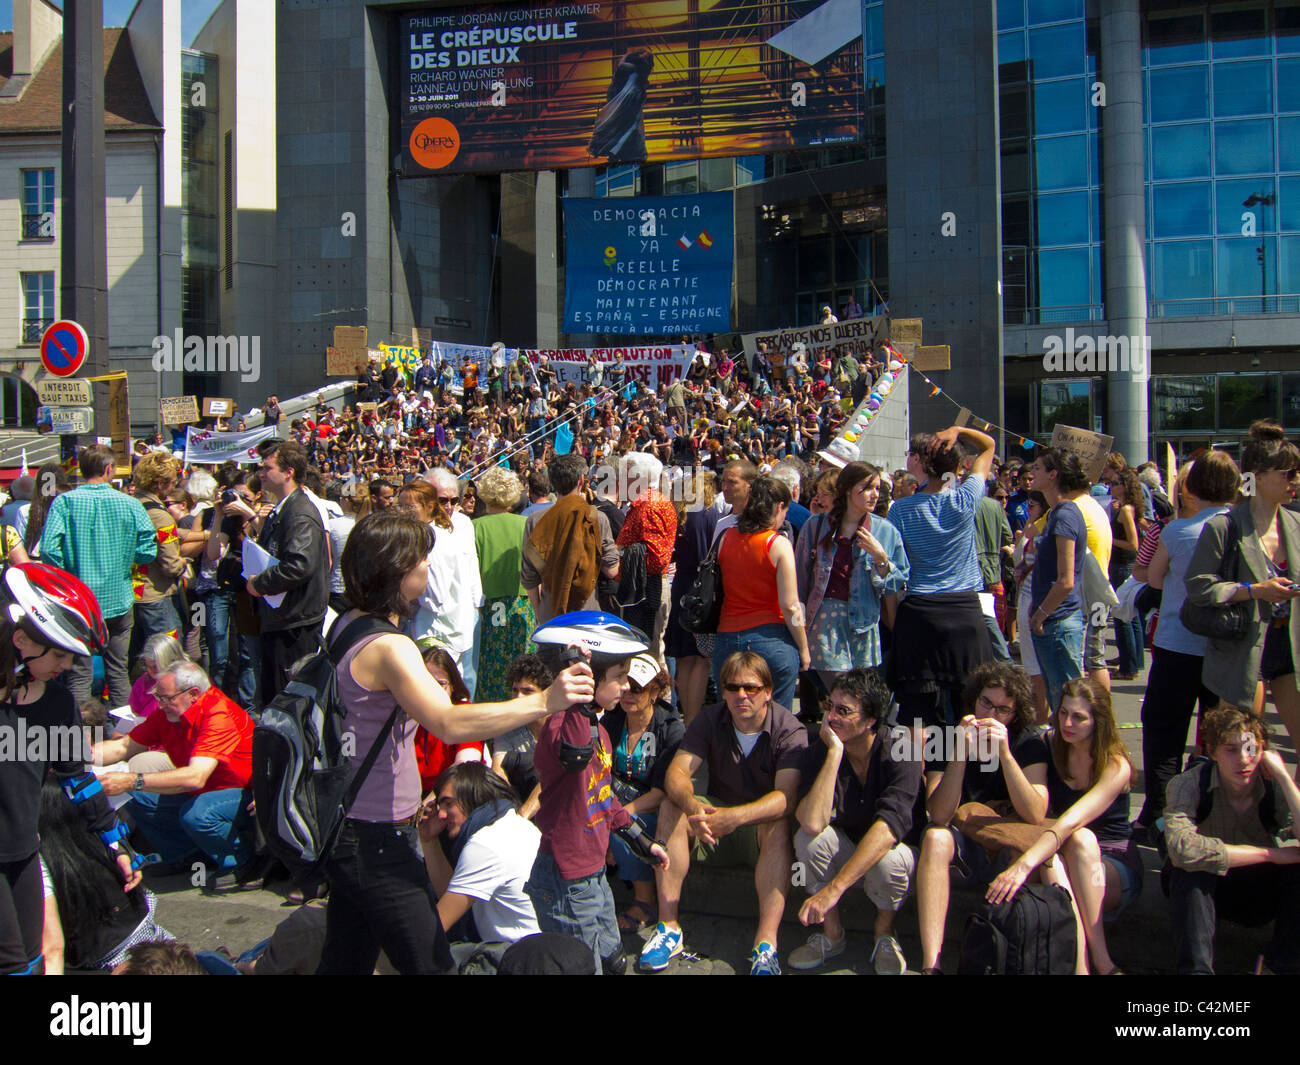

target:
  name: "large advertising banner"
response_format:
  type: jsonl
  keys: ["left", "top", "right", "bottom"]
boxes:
{"left": 563, "top": 192, "right": 733, "bottom": 335}
{"left": 399, "top": 0, "right": 864, "bottom": 175}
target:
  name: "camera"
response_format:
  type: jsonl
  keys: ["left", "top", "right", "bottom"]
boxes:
{"left": 221, "top": 490, "right": 237, "bottom": 504}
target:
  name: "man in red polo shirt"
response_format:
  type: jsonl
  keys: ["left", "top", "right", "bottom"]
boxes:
{"left": 95, "top": 660, "right": 257, "bottom": 890}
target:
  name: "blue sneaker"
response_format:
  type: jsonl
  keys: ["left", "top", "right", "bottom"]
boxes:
{"left": 749, "top": 941, "right": 781, "bottom": 975}
{"left": 638, "top": 923, "right": 684, "bottom": 972}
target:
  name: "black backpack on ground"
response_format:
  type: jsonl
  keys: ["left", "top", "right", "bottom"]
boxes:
{"left": 957, "top": 883, "right": 1077, "bottom": 975}
{"left": 250, "top": 614, "right": 403, "bottom": 882}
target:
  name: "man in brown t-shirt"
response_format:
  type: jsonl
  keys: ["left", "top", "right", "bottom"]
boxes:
{"left": 638, "top": 650, "right": 807, "bottom": 975}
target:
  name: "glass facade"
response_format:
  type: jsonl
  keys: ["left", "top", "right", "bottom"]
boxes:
{"left": 1154, "top": 369, "right": 1299, "bottom": 461}
{"left": 1145, "top": 3, "right": 1300, "bottom": 315}
{"left": 998, "top": 0, "right": 1100, "bottom": 324}
{"left": 181, "top": 52, "right": 220, "bottom": 346}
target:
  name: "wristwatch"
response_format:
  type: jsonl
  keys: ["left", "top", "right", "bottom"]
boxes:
{"left": 134, "top": 773, "right": 146, "bottom": 792}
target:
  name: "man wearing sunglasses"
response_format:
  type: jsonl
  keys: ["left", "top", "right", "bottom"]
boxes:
{"left": 789, "top": 668, "right": 923, "bottom": 973}
{"left": 639, "top": 650, "right": 807, "bottom": 975}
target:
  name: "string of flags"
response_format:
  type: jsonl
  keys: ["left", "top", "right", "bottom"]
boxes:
{"left": 881, "top": 341, "right": 1040, "bottom": 452}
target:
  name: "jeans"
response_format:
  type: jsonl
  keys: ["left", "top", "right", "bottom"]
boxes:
{"left": 524, "top": 851, "right": 615, "bottom": 974}
{"left": 317, "top": 820, "right": 453, "bottom": 975}
{"left": 1138, "top": 645, "right": 1217, "bottom": 825}
{"left": 68, "top": 610, "right": 133, "bottom": 708}
{"left": 236, "top": 633, "right": 261, "bottom": 714}
{"left": 1110, "top": 560, "right": 1145, "bottom": 674}
{"left": 135, "top": 596, "right": 181, "bottom": 650}
{"left": 711, "top": 623, "right": 801, "bottom": 712}
{"left": 197, "top": 590, "right": 233, "bottom": 691}
{"left": 983, "top": 613, "right": 1012, "bottom": 665}
{"left": 1169, "top": 864, "right": 1300, "bottom": 975}
{"left": 128, "top": 788, "right": 253, "bottom": 872}
{"left": 1031, "top": 611, "right": 1085, "bottom": 713}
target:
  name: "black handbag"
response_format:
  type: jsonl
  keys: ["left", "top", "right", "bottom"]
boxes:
{"left": 678, "top": 530, "right": 726, "bottom": 635}
{"left": 1179, "top": 511, "right": 1252, "bottom": 640}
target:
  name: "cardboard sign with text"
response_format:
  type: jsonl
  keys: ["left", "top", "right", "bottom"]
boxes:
{"left": 203, "top": 397, "right": 235, "bottom": 419}
{"left": 1051, "top": 423, "right": 1114, "bottom": 483}
{"left": 913, "top": 344, "right": 951, "bottom": 371}
{"left": 333, "top": 326, "right": 367, "bottom": 349}
{"left": 159, "top": 396, "right": 199, "bottom": 426}
{"left": 109, "top": 376, "right": 131, "bottom": 474}
{"left": 326, "top": 346, "right": 367, "bottom": 376}
{"left": 890, "top": 318, "right": 922, "bottom": 346}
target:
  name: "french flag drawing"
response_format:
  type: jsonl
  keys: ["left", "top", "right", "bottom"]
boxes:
{"left": 677, "top": 234, "right": 692, "bottom": 250}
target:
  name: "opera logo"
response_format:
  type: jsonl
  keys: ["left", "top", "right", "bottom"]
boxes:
{"left": 410, "top": 117, "right": 460, "bottom": 169}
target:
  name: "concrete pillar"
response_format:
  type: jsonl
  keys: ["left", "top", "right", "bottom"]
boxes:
{"left": 1100, "top": 0, "right": 1149, "bottom": 463}
{"left": 534, "top": 172, "right": 558, "bottom": 348}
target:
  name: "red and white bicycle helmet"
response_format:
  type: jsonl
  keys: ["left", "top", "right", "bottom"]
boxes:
{"left": 5, "top": 562, "right": 108, "bottom": 656}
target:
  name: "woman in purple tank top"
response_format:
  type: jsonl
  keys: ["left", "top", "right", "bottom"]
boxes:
{"left": 316, "top": 511, "right": 595, "bottom": 975}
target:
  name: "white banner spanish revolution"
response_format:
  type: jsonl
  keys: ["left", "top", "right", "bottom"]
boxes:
{"left": 184, "top": 425, "right": 278, "bottom": 466}
{"left": 520, "top": 346, "right": 694, "bottom": 389}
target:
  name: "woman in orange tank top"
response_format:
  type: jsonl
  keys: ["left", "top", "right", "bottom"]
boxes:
{"left": 712, "top": 476, "right": 811, "bottom": 712}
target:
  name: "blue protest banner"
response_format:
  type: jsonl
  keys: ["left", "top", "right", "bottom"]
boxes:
{"left": 563, "top": 192, "right": 733, "bottom": 336}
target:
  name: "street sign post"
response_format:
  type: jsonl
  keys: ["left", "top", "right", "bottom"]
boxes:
{"left": 40, "top": 320, "right": 90, "bottom": 378}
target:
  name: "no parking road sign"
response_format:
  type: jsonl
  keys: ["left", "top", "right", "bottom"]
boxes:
{"left": 40, "top": 320, "right": 89, "bottom": 378}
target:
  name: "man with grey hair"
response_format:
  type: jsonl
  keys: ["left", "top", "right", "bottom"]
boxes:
{"left": 93, "top": 659, "right": 258, "bottom": 889}
{"left": 616, "top": 452, "right": 676, "bottom": 655}
{"left": 423, "top": 467, "right": 485, "bottom": 696}
{"left": 771, "top": 462, "right": 811, "bottom": 536}
{"left": 1, "top": 474, "right": 33, "bottom": 540}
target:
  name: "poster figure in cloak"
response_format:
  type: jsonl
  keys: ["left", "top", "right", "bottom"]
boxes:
{"left": 589, "top": 50, "right": 654, "bottom": 163}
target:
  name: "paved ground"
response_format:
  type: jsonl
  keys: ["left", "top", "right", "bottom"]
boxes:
{"left": 149, "top": 632, "right": 1292, "bottom": 975}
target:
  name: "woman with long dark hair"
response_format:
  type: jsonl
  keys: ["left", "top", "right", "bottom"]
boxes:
{"left": 316, "top": 511, "right": 594, "bottom": 974}
{"left": 1107, "top": 465, "right": 1148, "bottom": 680}
{"left": 0, "top": 563, "right": 143, "bottom": 975}
{"left": 795, "top": 461, "right": 908, "bottom": 690}
{"left": 38, "top": 780, "right": 171, "bottom": 970}
{"left": 24, "top": 461, "right": 70, "bottom": 557}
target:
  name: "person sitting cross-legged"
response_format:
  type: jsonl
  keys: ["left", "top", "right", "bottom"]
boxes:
{"left": 94, "top": 660, "right": 258, "bottom": 890}
{"left": 639, "top": 650, "right": 807, "bottom": 975}
{"left": 1164, "top": 705, "right": 1300, "bottom": 975}
{"left": 789, "top": 668, "right": 923, "bottom": 973}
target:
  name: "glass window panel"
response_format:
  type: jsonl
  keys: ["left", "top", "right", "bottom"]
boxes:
{"left": 1211, "top": 9, "right": 1268, "bottom": 59}
{"left": 1038, "top": 381, "right": 1091, "bottom": 435}
{"left": 700, "top": 157, "right": 733, "bottom": 191}
{"left": 1217, "top": 237, "right": 1276, "bottom": 298}
{"left": 1089, "top": 131, "right": 1099, "bottom": 186}
{"left": 1003, "top": 142, "right": 1031, "bottom": 192}
{"left": 1152, "top": 123, "right": 1211, "bottom": 179}
{"left": 999, "top": 31, "right": 1026, "bottom": 64}
{"left": 1153, "top": 240, "right": 1214, "bottom": 301}
{"left": 1282, "top": 177, "right": 1300, "bottom": 230}
{"left": 663, "top": 161, "right": 697, "bottom": 195}
{"left": 865, "top": 5, "right": 883, "bottom": 54}
{"left": 1280, "top": 59, "right": 1300, "bottom": 113}
{"left": 1003, "top": 197, "right": 1032, "bottom": 246}
{"left": 1033, "top": 78, "right": 1086, "bottom": 135}
{"left": 1037, "top": 190, "right": 1090, "bottom": 244}
{"left": 735, "top": 156, "right": 765, "bottom": 186}
{"left": 1028, "top": 23, "right": 1086, "bottom": 79}
{"left": 835, "top": 234, "right": 871, "bottom": 286}
{"left": 1281, "top": 6, "right": 1300, "bottom": 54}
{"left": 1282, "top": 117, "right": 1300, "bottom": 171}
{"left": 1218, "top": 178, "right": 1276, "bottom": 235}
{"left": 1155, "top": 376, "right": 1216, "bottom": 431}
{"left": 1213, "top": 60, "right": 1272, "bottom": 117}
{"left": 1037, "top": 246, "right": 1090, "bottom": 306}
{"left": 1150, "top": 66, "right": 1209, "bottom": 123}
{"left": 1147, "top": 15, "right": 1207, "bottom": 66}
{"left": 1214, "top": 120, "right": 1274, "bottom": 175}
{"left": 1219, "top": 375, "right": 1278, "bottom": 428}
{"left": 998, "top": 0, "right": 1025, "bottom": 32}
{"left": 1027, "top": 0, "right": 1082, "bottom": 23}
{"left": 1284, "top": 373, "right": 1300, "bottom": 429}
{"left": 1036, "top": 134, "right": 1087, "bottom": 190}
{"left": 1280, "top": 235, "right": 1300, "bottom": 294}
{"left": 1154, "top": 182, "right": 1211, "bottom": 237}
{"left": 798, "top": 238, "right": 833, "bottom": 288}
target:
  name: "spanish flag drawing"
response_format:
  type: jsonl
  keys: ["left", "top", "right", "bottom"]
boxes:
{"left": 696, "top": 230, "right": 713, "bottom": 249}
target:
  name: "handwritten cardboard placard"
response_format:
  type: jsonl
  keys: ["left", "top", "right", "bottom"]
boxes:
{"left": 159, "top": 396, "right": 199, "bottom": 426}
{"left": 1051, "top": 423, "right": 1114, "bottom": 483}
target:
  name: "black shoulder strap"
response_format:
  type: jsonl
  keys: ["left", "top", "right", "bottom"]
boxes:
{"left": 142, "top": 499, "right": 165, "bottom": 513}
{"left": 325, "top": 613, "right": 400, "bottom": 665}
{"left": 1194, "top": 758, "right": 1214, "bottom": 824}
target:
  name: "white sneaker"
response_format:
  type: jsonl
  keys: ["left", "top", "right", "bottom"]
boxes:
{"left": 871, "top": 935, "right": 907, "bottom": 975}
{"left": 788, "top": 932, "right": 847, "bottom": 971}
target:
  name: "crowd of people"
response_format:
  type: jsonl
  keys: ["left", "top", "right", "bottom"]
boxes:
{"left": 1, "top": 336, "right": 1298, "bottom": 976}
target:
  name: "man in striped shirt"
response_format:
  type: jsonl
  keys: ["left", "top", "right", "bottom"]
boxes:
{"left": 40, "top": 444, "right": 158, "bottom": 706}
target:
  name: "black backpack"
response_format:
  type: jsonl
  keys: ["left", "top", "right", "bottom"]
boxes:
{"left": 958, "top": 883, "right": 1077, "bottom": 975}
{"left": 250, "top": 614, "right": 403, "bottom": 881}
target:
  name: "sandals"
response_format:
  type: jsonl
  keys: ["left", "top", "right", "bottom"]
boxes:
{"left": 617, "top": 901, "right": 658, "bottom": 932}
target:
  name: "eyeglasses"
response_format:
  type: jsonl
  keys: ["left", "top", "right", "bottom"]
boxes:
{"left": 152, "top": 687, "right": 192, "bottom": 705}
{"left": 825, "top": 701, "right": 860, "bottom": 719}
{"left": 977, "top": 693, "right": 1016, "bottom": 715}
{"left": 437, "top": 495, "right": 459, "bottom": 505}
{"left": 723, "top": 681, "right": 765, "bottom": 696}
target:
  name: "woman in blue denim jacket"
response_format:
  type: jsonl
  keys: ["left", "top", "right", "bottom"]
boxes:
{"left": 795, "top": 461, "right": 909, "bottom": 689}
